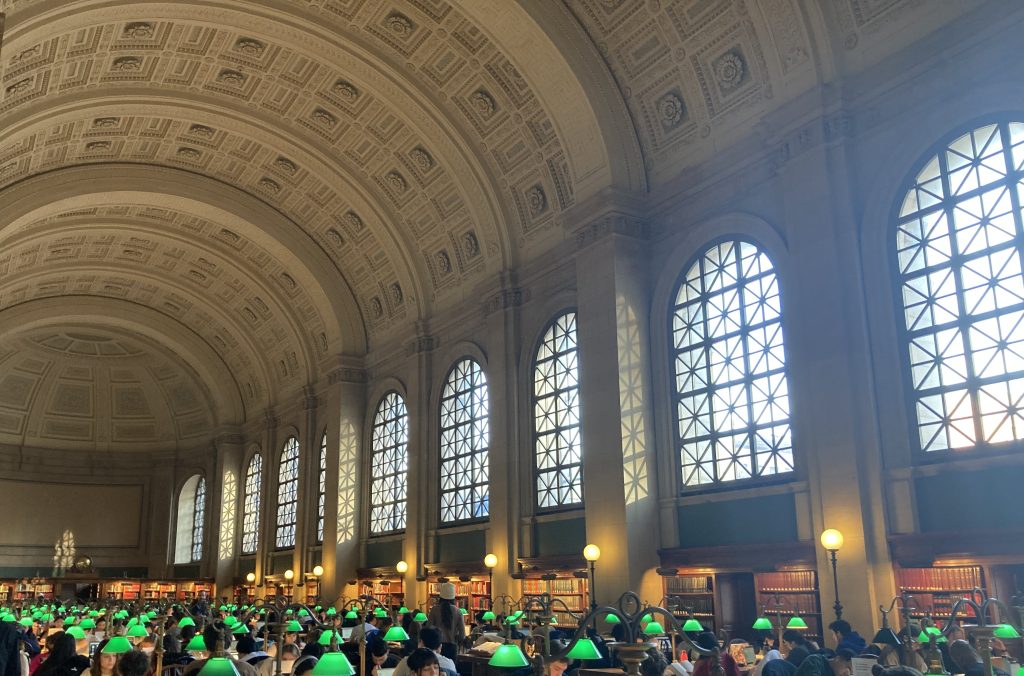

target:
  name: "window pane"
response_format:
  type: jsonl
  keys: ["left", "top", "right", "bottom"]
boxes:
{"left": 241, "top": 454, "right": 262, "bottom": 554}
{"left": 218, "top": 470, "right": 237, "bottom": 561}
{"left": 440, "top": 359, "right": 490, "bottom": 523}
{"left": 534, "top": 312, "right": 584, "bottom": 509}
{"left": 317, "top": 433, "right": 327, "bottom": 543}
{"left": 191, "top": 478, "right": 205, "bottom": 562}
{"left": 371, "top": 392, "right": 408, "bottom": 534}
{"left": 671, "top": 240, "right": 795, "bottom": 488}
{"left": 276, "top": 437, "right": 300, "bottom": 549}
{"left": 896, "top": 121, "right": 1024, "bottom": 453}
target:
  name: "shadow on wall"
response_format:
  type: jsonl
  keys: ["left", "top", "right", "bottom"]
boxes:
{"left": 53, "top": 529, "right": 76, "bottom": 576}
{"left": 337, "top": 420, "right": 357, "bottom": 544}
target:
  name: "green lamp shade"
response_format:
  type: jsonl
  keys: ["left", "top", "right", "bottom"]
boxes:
{"left": 374, "top": 608, "right": 388, "bottom": 618}
{"left": 550, "top": 617, "right": 558, "bottom": 626}
{"left": 127, "top": 624, "right": 149, "bottom": 638}
{"left": 413, "top": 612, "right": 428, "bottom": 623}
{"left": 398, "top": 607, "right": 410, "bottom": 615}
{"left": 326, "top": 608, "right": 337, "bottom": 616}
{"left": 683, "top": 618, "right": 703, "bottom": 632}
{"left": 460, "top": 608, "right": 469, "bottom": 616}
{"left": 178, "top": 617, "right": 196, "bottom": 628}
{"left": 565, "top": 638, "right": 602, "bottom": 661}
{"left": 219, "top": 605, "right": 228, "bottom": 612}
{"left": 641, "top": 614, "right": 653, "bottom": 624}
{"left": 871, "top": 628, "right": 901, "bottom": 647}
{"left": 18, "top": 618, "right": 33, "bottom": 627}
{"left": 344, "top": 610, "right": 358, "bottom": 620}
{"left": 752, "top": 617, "right": 773, "bottom": 631}
{"left": 299, "top": 610, "right": 311, "bottom": 618}
{"left": 644, "top": 621, "right": 666, "bottom": 635}
{"left": 286, "top": 620, "right": 303, "bottom": 633}
{"left": 147, "top": 612, "right": 157, "bottom": 619}
{"left": 223, "top": 616, "right": 239, "bottom": 628}
{"left": 513, "top": 611, "right": 524, "bottom": 619}
{"left": 102, "top": 637, "right": 134, "bottom": 654}
{"left": 127, "top": 617, "right": 140, "bottom": 628}
{"left": 79, "top": 619, "right": 96, "bottom": 630}
{"left": 232, "top": 624, "right": 250, "bottom": 635}
{"left": 0, "top": 614, "right": 15, "bottom": 623}
{"left": 786, "top": 616, "right": 808, "bottom": 629}
{"left": 88, "top": 611, "right": 100, "bottom": 618}
{"left": 1016, "top": 668, "right": 1024, "bottom": 676}
{"left": 187, "top": 636, "right": 209, "bottom": 652}
{"left": 319, "top": 630, "right": 345, "bottom": 645}
{"left": 66, "top": 627, "right": 87, "bottom": 640}
{"left": 994, "top": 625, "right": 1021, "bottom": 639}
{"left": 383, "top": 626, "right": 410, "bottom": 642}
{"left": 604, "top": 613, "right": 620, "bottom": 625}
{"left": 315, "top": 606, "right": 323, "bottom": 612}
{"left": 312, "top": 652, "right": 356, "bottom": 676}
{"left": 31, "top": 611, "right": 42, "bottom": 620}
{"left": 198, "top": 656, "right": 241, "bottom": 676}
{"left": 482, "top": 611, "right": 496, "bottom": 621}
{"left": 489, "top": 644, "right": 530, "bottom": 668}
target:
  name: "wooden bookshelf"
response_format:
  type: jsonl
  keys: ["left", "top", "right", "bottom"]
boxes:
{"left": 522, "top": 575, "right": 589, "bottom": 628}
{"left": 143, "top": 582, "right": 177, "bottom": 600}
{"left": 176, "top": 581, "right": 214, "bottom": 601}
{"left": 427, "top": 577, "right": 490, "bottom": 614}
{"left": 359, "top": 578, "right": 405, "bottom": 609}
{"left": 894, "top": 565, "right": 986, "bottom": 621}
{"left": 755, "top": 571, "right": 823, "bottom": 644}
{"left": 0, "top": 583, "right": 10, "bottom": 602}
{"left": 663, "top": 573, "right": 716, "bottom": 633}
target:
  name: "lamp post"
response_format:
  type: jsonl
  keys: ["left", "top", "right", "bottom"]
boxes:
{"left": 819, "top": 529, "right": 844, "bottom": 621}
{"left": 484, "top": 553, "right": 498, "bottom": 611}
{"left": 583, "top": 544, "right": 600, "bottom": 610}
{"left": 284, "top": 569, "right": 295, "bottom": 602}
{"left": 310, "top": 566, "right": 324, "bottom": 603}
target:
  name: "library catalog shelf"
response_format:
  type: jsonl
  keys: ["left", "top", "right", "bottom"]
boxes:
{"left": 522, "top": 575, "right": 589, "bottom": 628}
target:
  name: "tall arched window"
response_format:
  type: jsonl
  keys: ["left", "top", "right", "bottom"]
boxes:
{"left": 316, "top": 432, "right": 327, "bottom": 543}
{"left": 174, "top": 475, "right": 205, "bottom": 563}
{"left": 370, "top": 392, "right": 409, "bottom": 534}
{"left": 440, "top": 359, "right": 490, "bottom": 523}
{"left": 241, "top": 453, "right": 262, "bottom": 554}
{"left": 533, "top": 312, "right": 583, "bottom": 509}
{"left": 895, "top": 120, "right": 1024, "bottom": 453}
{"left": 276, "top": 436, "right": 300, "bottom": 549}
{"left": 218, "top": 469, "right": 237, "bottom": 561}
{"left": 671, "top": 239, "right": 794, "bottom": 487}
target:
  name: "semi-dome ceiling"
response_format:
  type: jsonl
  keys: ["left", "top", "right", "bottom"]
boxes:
{"left": 0, "top": 325, "right": 217, "bottom": 451}
{"left": 0, "top": 0, "right": 974, "bottom": 448}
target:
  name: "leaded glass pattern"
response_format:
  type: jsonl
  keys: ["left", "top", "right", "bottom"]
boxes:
{"left": 241, "top": 453, "right": 262, "bottom": 554}
{"left": 218, "top": 470, "right": 236, "bottom": 560}
{"left": 316, "top": 432, "right": 327, "bottom": 543}
{"left": 440, "top": 359, "right": 490, "bottom": 523}
{"left": 671, "top": 239, "right": 794, "bottom": 487}
{"left": 276, "top": 436, "right": 300, "bottom": 549}
{"left": 896, "top": 121, "right": 1024, "bottom": 452}
{"left": 534, "top": 312, "right": 583, "bottom": 509}
{"left": 371, "top": 392, "right": 409, "bottom": 534}
{"left": 191, "top": 478, "right": 205, "bottom": 562}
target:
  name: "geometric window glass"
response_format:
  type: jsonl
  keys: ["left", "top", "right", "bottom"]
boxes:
{"left": 895, "top": 121, "right": 1024, "bottom": 452}
{"left": 440, "top": 359, "right": 490, "bottom": 524}
{"left": 370, "top": 392, "right": 409, "bottom": 534}
{"left": 276, "top": 436, "right": 300, "bottom": 549}
{"left": 191, "top": 477, "right": 206, "bottom": 562}
{"left": 241, "top": 453, "right": 262, "bottom": 554}
{"left": 316, "top": 432, "right": 327, "bottom": 544}
{"left": 533, "top": 312, "right": 583, "bottom": 509}
{"left": 671, "top": 239, "right": 794, "bottom": 488}
{"left": 218, "top": 469, "right": 237, "bottom": 561}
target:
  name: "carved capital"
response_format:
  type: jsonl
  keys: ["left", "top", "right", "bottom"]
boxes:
{"left": 327, "top": 367, "right": 367, "bottom": 384}
{"left": 407, "top": 334, "right": 438, "bottom": 356}
{"left": 572, "top": 212, "right": 649, "bottom": 249}
{"left": 301, "top": 386, "right": 319, "bottom": 410}
{"left": 482, "top": 286, "right": 529, "bottom": 315}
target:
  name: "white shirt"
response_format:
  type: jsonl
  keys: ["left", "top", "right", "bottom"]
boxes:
{"left": 391, "top": 651, "right": 457, "bottom": 676}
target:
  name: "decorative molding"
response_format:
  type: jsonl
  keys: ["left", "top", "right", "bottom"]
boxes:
{"left": 327, "top": 367, "right": 367, "bottom": 385}
{"left": 572, "top": 212, "right": 650, "bottom": 249}
{"left": 482, "top": 286, "right": 530, "bottom": 316}
{"left": 407, "top": 334, "right": 438, "bottom": 356}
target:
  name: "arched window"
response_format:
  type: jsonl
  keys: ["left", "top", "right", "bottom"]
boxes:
{"left": 370, "top": 392, "right": 409, "bottom": 534}
{"left": 316, "top": 432, "right": 327, "bottom": 543}
{"left": 533, "top": 312, "right": 583, "bottom": 509}
{"left": 671, "top": 239, "right": 794, "bottom": 487}
{"left": 174, "top": 475, "right": 205, "bottom": 563}
{"left": 241, "top": 453, "right": 262, "bottom": 554}
{"left": 895, "top": 120, "right": 1024, "bottom": 453}
{"left": 440, "top": 359, "right": 490, "bottom": 523}
{"left": 276, "top": 436, "right": 300, "bottom": 549}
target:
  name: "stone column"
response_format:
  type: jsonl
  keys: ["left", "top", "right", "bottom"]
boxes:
{"left": 260, "top": 411, "right": 278, "bottom": 595}
{"left": 293, "top": 387, "right": 318, "bottom": 602}
{"left": 405, "top": 328, "right": 436, "bottom": 611}
{"left": 213, "top": 430, "right": 245, "bottom": 596}
{"left": 319, "top": 382, "right": 341, "bottom": 604}
{"left": 572, "top": 209, "right": 661, "bottom": 603}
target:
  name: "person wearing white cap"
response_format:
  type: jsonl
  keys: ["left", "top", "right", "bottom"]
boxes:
{"left": 426, "top": 583, "right": 464, "bottom": 662}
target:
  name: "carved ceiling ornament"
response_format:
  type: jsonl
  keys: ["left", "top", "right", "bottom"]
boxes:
{"left": 111, "top": 56, "right": 143, "bottom": 72}
{"left": 122, "top": 22, "right": 154, "bottom": 39}
{"left": 385, "top": 12, "right": 415, "bottom": 37}
{"left": 234, "top": 37, "right": 266, "bottom": 57}
{"left": 217, "top": 69, "right": 246, "bottom": 86}
{"left": 333, "top": 80, "right": 360, "bottom": 101}
{"left": 470, "top": 89, "right": 497, "bottom": 118}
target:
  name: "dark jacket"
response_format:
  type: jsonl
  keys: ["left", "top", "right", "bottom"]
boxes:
{"left": 836, "top": 632, "right": 867, "bottom": 656}
{"left": 762, "top": 659, "right": 797, "bottom": 676}
{"left": 36, "top": 654, "right": 91, "bottom": 676}
{"left": 0, "top": 624, "right": 20, "bottom": 676}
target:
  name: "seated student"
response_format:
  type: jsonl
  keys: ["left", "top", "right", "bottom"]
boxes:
{"left": 781, "top": 630, "right": 811, "bottom": 668}
{"left": 292, "top": 644, "right": 324, "bottom": 676}
{"left": 392, "top": 628, "right": 457, "bottom": 676}
{"left": 35, "top": 633, "right": 90, "bottom": 676}
{"left": 236, "top": 636, "right": 271, "bottom": 670}
{"left": 406, "top": 649, "right": 441, "bottom": 676}
{"left": 949, "top": 640, "right": 1010, "bottom": 676}
{"left": 181, "top": 625, "right": 259, "bottom": 676}
{"left": 363, "top": 638, "right": 400, "bottom": 676}
{"left": 692, "top": 633, "right": 740, "bottom": 676}
{"left": 828, "top": 622, "right": 867, "bottom": 657}
{"left": 794, "top": 648, "right": 854, "bottom": 676}
{"left": 115, "top": 651, "right": 149, "bottom": 676}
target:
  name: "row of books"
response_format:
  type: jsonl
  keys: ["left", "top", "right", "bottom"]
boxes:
{"left": 896, "top": 566, "right": 984, "bottom": 592}
{"left": 755, "top": 571, "right": 817, "bottom": 592}
{"left": 427, "top": 581, "right": 490, "bottom": 596}
{"left": 755, "top": 595, "right": 821, "bottom": 615}
{"left": 668, "top": 597, "right": 714, "bottom": 614}
{"left": 665, "top": 575, "right": 713, "bottom": 594}
{"left": 522, "top": 579, "right": 587, "bottom": 595}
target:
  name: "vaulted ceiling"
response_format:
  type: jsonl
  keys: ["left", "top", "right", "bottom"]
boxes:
{"left": 0, "top": 0, "right": 978, "bottom": 445}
